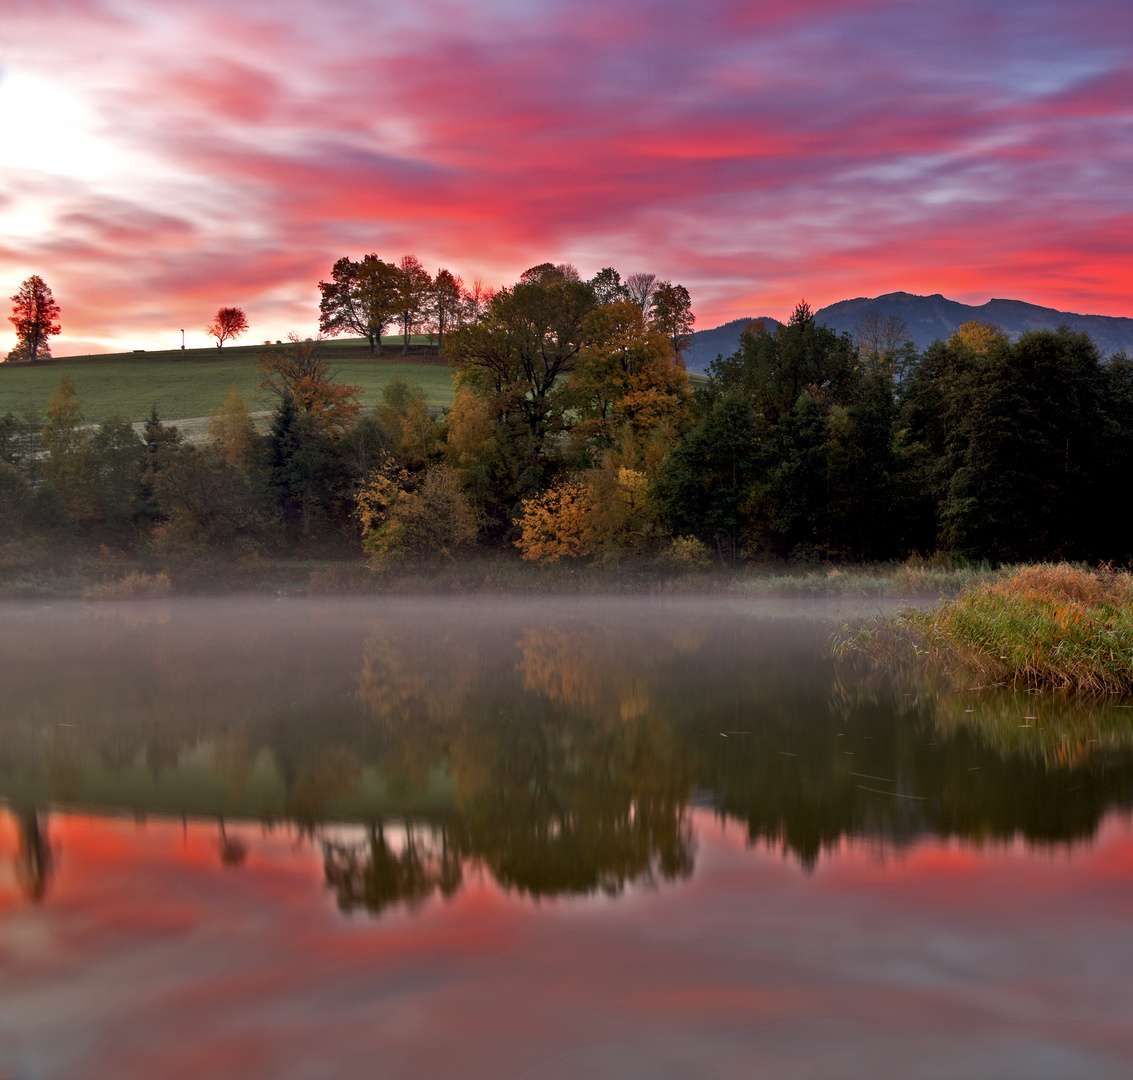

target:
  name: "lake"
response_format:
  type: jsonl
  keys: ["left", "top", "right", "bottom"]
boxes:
{"left": 2, "top": 596, "right": 1132, "bottom": 1079}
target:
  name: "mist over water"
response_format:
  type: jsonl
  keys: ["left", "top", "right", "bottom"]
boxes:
{"left": 3, "top": 597, "right": 1133, "bottom": 1078}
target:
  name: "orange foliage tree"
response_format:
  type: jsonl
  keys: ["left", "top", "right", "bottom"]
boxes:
{"left": 255, "top": 335, "right": 362, "bottom": 436}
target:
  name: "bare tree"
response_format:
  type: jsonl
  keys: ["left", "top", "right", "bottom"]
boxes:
{"left": 625, "top": 272, "right": 658, "bottom": 315}
{"left": 853, "top": 308, "right": 911, "bottom": 378}
{"left": 464, "top": 278, "right": 495, "bottom": 322}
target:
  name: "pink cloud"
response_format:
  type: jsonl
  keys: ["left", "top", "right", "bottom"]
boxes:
{"left": 0, "top": 0, "right": 1131, "bottom": 351}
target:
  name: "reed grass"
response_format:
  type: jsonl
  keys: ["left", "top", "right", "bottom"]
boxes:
{"left": 841, "top": 564, "right": 1133, "bottom": 695}
{"left": 729, "top": 557, "right": 999, "bottom": 598}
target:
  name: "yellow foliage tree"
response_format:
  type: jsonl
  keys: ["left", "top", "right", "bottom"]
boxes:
{"left": 571, "top": 301, "right": 693, "bottom": 458}
{"left": 207, "top": 384, "right": 256, "bottom": 469}
{"left": 41, "top": 374, "right": 91, "bottom": 513}
{"left": 444, "top": 384, "right": 504, "bottom": 509}
{"left": 356, "top": 458, "right": 479, "bottom": 562}
{"left": 948, "top": 320, "right": 1008, "bottom": 355}
{"left": 515, "top": 464, "right": 659, "bottom": 564}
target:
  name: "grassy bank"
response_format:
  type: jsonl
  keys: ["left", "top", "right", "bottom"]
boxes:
{"left": 0, "top": 338, "right": 453, "bottom": 423}
{"left": 841, "top": 564, "right": 1133, "bottom": 694}
{"left": 0, "top": 545, "right": 1002, "bottom": 600}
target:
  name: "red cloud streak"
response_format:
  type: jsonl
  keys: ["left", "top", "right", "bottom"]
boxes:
{"left": 0, "top": 0, "right": 1131, "bottom": 353}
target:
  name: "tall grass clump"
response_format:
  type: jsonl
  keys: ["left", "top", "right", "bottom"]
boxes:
{"left": 731, "top": 556, "right": 1000, "bottom": 598}
{"left": 842, "top": 564, "right": 1133, "bottom": 694}
{"left": 84, "top": 570, "right": 172, "bottom": 600}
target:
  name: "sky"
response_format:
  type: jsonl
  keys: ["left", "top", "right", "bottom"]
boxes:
{"left": 1, "top": 0, "right": 1132, "bottom": 354}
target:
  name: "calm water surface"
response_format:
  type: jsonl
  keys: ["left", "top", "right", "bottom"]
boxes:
{"left": 2, "top": 596, "right": 1132, "bottom": 1079}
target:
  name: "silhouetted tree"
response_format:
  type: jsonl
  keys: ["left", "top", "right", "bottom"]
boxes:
{"left": 430, "top": 268, "right": 465, "bottom": 356}
{"left": 395, "top": 256, "right": 433, "bottom": 355}
{"left": 7, "top": 275, "right": 61, "bottom": 363}
{"left": 649, "top": 281, "right": 695, "bottom": 360}
{"left": 318, "top": 255, "right": 400, "bottom": 352}
{"left": 206, "top": 306, "right": 249, "bottom": 347}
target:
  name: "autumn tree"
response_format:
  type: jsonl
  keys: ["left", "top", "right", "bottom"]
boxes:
{"left": 356, "top": 457, "right": 478, "bottom": 562}
{"left": 318, "top": 255, "right": 400, "bottom": 353}
{"left": 514, "top": 466, "right": 658, "bottom": 564}
{"left": 40, "top": 374, "right": 91, "bottom": 513}
{"left": 255, "top": 335, "right": 362, "bottom": 436}
{"left": 8, "top": 275, "right": 61, "bottom": 363}
{"left": 948, "top": 320, "right": 1008, "bottom": 356}
{"left": 443, "top": 385, "right": 509, "bottom": 519}
{"left": 445, "top": 265, "right": 598, "bottom": 509}
{"left": 374, "top": 377, "right": 441, "bottom": 468}
{"left": 207, "top": 385, "right": 257, "bottom": 470}
{"left": 206, "top": 306, "right": 249, "bottom": 348}
{"left": 569, "top": 301, "right": 693, "bottom": 470}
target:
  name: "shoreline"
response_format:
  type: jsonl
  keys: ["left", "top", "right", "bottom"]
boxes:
{"left": 0, "top": 545, "right": 999, "bottom": 601}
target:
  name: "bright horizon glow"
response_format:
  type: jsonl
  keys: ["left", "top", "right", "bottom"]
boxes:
{"left": 1, "top": 0, "right": 1131, "bottom": 355}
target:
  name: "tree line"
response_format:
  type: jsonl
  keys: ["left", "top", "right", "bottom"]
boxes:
{"left": 2, "top": 257, "right": 1131, "bottom": 565}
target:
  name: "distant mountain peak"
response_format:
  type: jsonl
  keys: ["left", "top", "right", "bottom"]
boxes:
{"left": 682, "top": 292, "right": 1133, "bottom": 373}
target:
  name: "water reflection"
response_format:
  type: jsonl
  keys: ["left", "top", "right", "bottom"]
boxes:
{"left": 2, "top": 598, "right": 1133, "bottom": 910}
{"left": 12, "top": 807, "right": 52, "bottom": 901}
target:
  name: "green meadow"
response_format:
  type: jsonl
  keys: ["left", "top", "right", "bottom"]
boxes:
{"left": 0, "top": 337, "right": 455, "bottom": 423}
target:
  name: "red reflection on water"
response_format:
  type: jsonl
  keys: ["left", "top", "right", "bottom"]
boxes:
{"left": 3, "top": 808, "right": 1133, "bottom": 1079}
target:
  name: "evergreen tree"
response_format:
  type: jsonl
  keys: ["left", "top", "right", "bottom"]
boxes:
{"left": 657, "top": 393, "right": 765, "bottom": 562}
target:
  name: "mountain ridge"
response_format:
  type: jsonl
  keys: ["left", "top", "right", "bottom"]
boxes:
{"left": 683, "top": 291, "right": 1133, "bottom": 374}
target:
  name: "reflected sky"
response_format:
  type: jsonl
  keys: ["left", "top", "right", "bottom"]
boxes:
{"left": 3, "top": 597, "right": 1133, "bottom": 1077}
{"left": 3, "top": 808, "right": 1133, "bottom": 1079}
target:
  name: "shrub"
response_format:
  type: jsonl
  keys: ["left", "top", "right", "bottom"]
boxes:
{"left": 665, "top": 536, "right": 712, "bottom": 568}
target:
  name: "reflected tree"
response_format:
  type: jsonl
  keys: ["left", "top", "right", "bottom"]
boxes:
{"left": 15, "top": 808, "right": 53, "bottom": 902}
{"left": 322, "top": 820, "right": 462, "bottom": 915}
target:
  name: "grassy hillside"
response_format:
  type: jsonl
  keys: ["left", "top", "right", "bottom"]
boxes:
{"left": 0, "top": 337, "right": 454, "bottom": 423}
